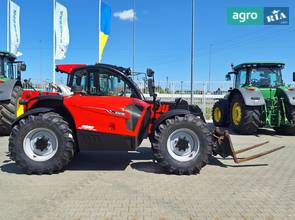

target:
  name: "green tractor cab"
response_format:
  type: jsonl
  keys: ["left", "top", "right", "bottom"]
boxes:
{"left": 0, "top": 51, "right": 26, "bottom": 135}
{"left": 213, "top": 62, "right": 295, "bottom": 135}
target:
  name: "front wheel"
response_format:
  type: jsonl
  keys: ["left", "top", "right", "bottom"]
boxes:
{"left": 0, "top": 85, "right": 23, "bottom": 135}
{"left": 151, "top": 114, "right": 212, "bottom": 175}
{"left": 212, "top": 100, "right": 228, "bottom": 127}
{"left": 230, "top": 94, "right": 261, "bottom": 134}
{"left": 9, "top": 112, "right": 75, "bottom": 174}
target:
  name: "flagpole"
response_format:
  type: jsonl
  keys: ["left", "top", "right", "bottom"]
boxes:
{"left": 190, "top": 0, "right": 195, "bottom": 105}
{"left": 7, "top": 0, "right": 10, "bottom": 52}
{"left": 132, "top": 0, "right": 135, "bottom": 76}
{"left": 98, "top": 0, "right": 101, "bottom": 63}
{"left": 53, "top": 0, "right": 56, "bottom": 84}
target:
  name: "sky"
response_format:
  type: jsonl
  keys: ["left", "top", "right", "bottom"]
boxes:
{"left": 0, "top": 0, "right": 295, "bottom": 87}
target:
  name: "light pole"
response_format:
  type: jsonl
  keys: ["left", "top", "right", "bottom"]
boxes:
{"left": 208, "top": 44, "right": 212, "bottom": 92}
{"left": 181, "top": 81, "right": 183, "bottom": 94}
{"left": 190, "top": 0, "right": 195, "bottom": 104}
{"left": 53, "top": 0, "right": 56, "bottom": 84}
{"left": 166, "top": 76, "right": 169, "bottom": 93}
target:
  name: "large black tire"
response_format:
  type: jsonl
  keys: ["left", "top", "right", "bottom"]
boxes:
{"left": 9, "top": 112, "right": 75, "bottom": 174}
{"left": 0, "top": 85, "right": 23, "bottom": 135}
{"left": 274, "top": 103, "right": 295, "bottom": 135}
{"left": 150, "top": 114, "right": 212, "bottom": 175}
{"left": 230, "top": 94, "right": 261, "bottom": 135}
{"left": 212, "top": 100, "right": 228, "bottom": 127}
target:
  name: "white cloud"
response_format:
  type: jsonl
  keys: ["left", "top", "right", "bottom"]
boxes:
{"left": 113, "top": 9, "right": 136, "bottom": 21}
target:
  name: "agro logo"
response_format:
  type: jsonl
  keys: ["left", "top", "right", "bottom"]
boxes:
{"left": 227, "top": 8, "right": 263, "bottom": 25}
{"left": 264, "top": 7, "right": 289, "bottom": 25}
{"left": 233, "top": 11, "right": 258, "bottom": 23}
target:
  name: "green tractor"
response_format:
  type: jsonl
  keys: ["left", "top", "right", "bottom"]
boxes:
{"left": 0, "top": 51, "right": 26, "bottom": 135}
{"left": 212, "top": 62, "right": 295, "bottom": 135}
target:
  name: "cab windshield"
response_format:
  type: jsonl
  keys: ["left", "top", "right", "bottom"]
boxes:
{"left": 249, "top": 68, "right": 283, "bottom": 88}
{"left": 127, "top": 76, "right": 145, "bottom": 100}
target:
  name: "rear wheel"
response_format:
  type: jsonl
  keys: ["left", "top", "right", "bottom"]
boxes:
{"left": 274, "top": 103, "right": 295, "bottom": 135}
{"left": 151, "top": 114, "right": 212, "bottom": 175}
{"left": 212, "top": 100, "right": 228, "bottom": 127}
{"left": 0, "top": 86, "right": 23, "bottom": 135}
{"left": 9, "top": 112, "right": 75, "bottom": 174}
{"left": 230, "top": 94, "right": 261, "bottom": 134}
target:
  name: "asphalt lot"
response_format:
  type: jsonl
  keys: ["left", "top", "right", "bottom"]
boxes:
{"left": 0, "top": 125, "right": 294, "bottom": 220}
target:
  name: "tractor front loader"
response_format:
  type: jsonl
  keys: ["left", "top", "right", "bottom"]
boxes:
{"left": 0, "top": 51, "right": 26, "bottom": 135}
{"left": 9, "top": 63, "right": 284, "bottom": 175}
{"left": 213, "top": 63, "right": 295, "bottom": 135}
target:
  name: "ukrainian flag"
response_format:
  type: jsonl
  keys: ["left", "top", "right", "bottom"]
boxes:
{"left": 99, "top": 1, "right": 111, "bottom": 62}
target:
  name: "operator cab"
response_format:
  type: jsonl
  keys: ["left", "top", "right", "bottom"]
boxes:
{"left": 65, "top": 64, "right": 145, "bottom": 100}
{"left": 226, "top": 63, "right": 285, "bottom": 89}
{"left": 0, "top": 51, "right": 26, "bottom": 80}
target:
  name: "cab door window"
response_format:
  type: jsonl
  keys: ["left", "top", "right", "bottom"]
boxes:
{"left": 89, "top": 70, "right": 100, "bottom": 95}
{"left": 99, "top": 73, "right": 133, "bottom": 97}
{"left": 71, "top": 70, "right": 88, "bottom": 92}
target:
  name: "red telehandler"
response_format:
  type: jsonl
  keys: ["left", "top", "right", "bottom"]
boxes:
{"left": 9, "top": 64, "right": 284, "bottom": 174}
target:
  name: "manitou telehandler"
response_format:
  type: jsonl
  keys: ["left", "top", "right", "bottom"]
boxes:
{"left": 9, "top": 63, "right": 284, "bottom": 175}
{"left": 212, "top": 63, "right": 295, "bottom": 135}
{"left": 0, "top": 51, "right": 26, "bottom": 135}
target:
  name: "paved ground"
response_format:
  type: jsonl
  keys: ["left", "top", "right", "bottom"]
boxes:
{"left": 0, "top": 125, "right": 294, "bottom": 220}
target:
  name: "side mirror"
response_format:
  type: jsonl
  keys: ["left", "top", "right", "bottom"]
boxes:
{"left": 148, "top": 79, "right": 155, "bottom": 97}
{"left": 21, "top": 63, "right": 27, "bottom": 71}
{"left": 293, "top": 72, "right": 295, "bottom": 82}
{"left": 18, "top": 63, "right": 26, "bottom": 72}
{"left": 147, "top": 68, "right": 154, "bottom": 77}
{"left": 225, "top": 74, "right": 231, "bottom": 81}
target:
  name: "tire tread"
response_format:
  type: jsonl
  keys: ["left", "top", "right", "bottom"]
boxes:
{"left": 150, "top": 114, "right": 212, "bottom": 175}
{"left": 9, "top": 112, "right": 75, "bottom": 174}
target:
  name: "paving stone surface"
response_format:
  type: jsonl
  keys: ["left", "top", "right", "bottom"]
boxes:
{"left": 0, "top": 126, "right": 294, "bottom": 220}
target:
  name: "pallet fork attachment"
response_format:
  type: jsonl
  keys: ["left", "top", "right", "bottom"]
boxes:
{"left": 212, "top": 128, "right": 285, "bottom": 163}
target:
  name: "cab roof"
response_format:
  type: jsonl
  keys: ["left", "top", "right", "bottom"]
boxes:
{"left": 56, "top": 63, "right": 132, "bottom": 76}
{"left": 233, "top": 62, "right": 285, "bottom": 71}
{"left": 55, "top": 64, "right": 87, "bottom": 74}
{"left": 0, "top": 51, "right": 16, "bottom": 60}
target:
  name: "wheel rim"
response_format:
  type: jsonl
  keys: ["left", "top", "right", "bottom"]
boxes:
{"left": 214, "top": 107, "right": 222, "bottom": 122}
{"left": 16, "top": 98, "right": 24, "bottom": 117}
{"left": 232, "top": 102, "right": 242, "bottom": 125}
{"left": 23, "top": 128, "right": 59, "bottom": 162}
{"left": 167, "top": 128, "right": 200, "bottom": 162}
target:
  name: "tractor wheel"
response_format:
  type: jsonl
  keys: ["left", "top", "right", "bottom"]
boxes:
{"left": 212, "top": 101, "right": 228, "bottom": 127}
{"left": 230, "top": 94, "right": 261, "bottom": 135}
{"left": 151, "top": 114, "right": 212, "bottom": 175}
{"left": 0, "top": 86, "right": 23, "bottom": 136}
{"left": 9, "top": 112, "right": 75, "bottom": 174}
{"left": 274, "top": 104, "right": 295, "bottom": 135}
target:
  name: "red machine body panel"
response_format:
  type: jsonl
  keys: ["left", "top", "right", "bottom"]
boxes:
{"left": 64, "top": 94, "right": 151, "bottom": 137}
{"left": 21, "top": 90, "right": 59, "bottom": 110}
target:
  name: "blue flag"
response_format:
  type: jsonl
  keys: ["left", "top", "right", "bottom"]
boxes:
{"left": 99, "top": 2, "right": 111, "bottom": 62}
